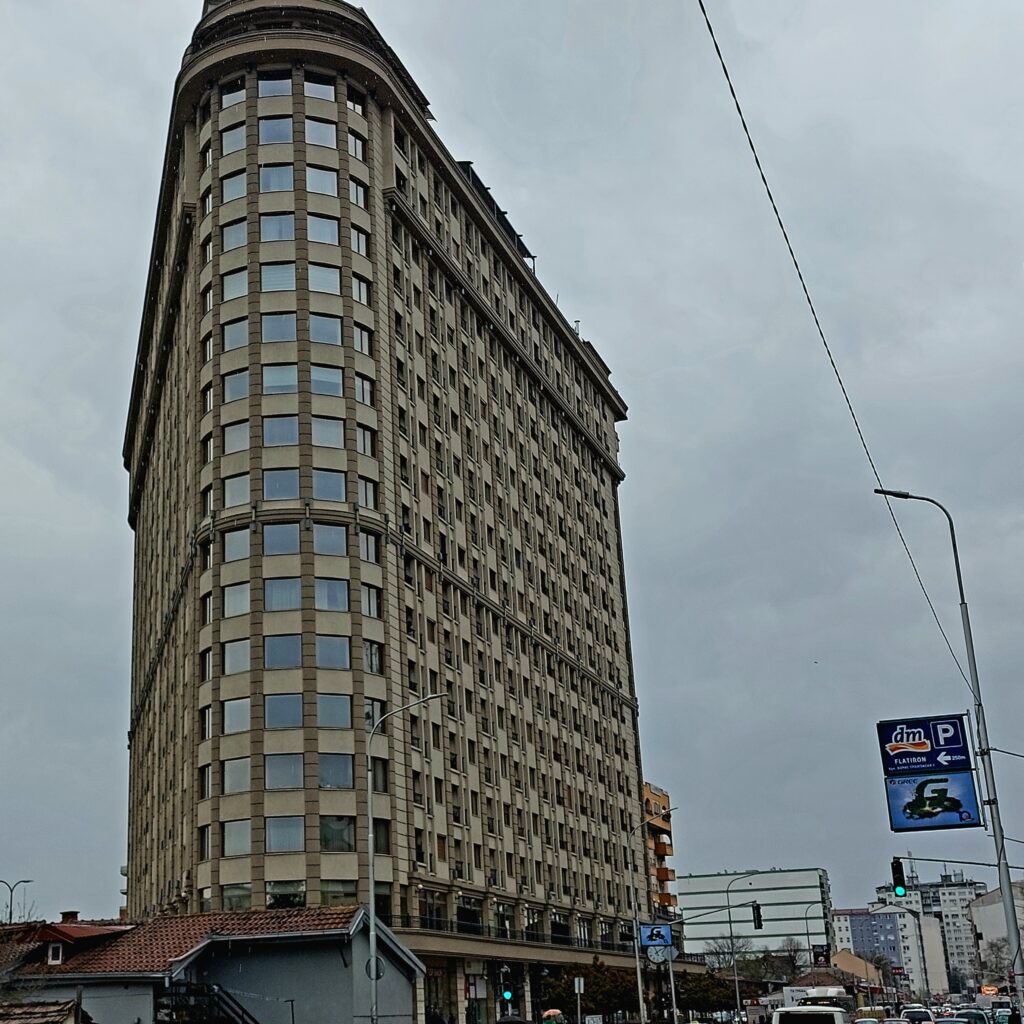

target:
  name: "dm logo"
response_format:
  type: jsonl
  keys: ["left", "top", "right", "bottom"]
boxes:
{"left": 886, "top": 724, "right": 931, "bottom": 755}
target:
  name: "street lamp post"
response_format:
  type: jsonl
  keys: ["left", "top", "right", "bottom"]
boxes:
{"left": 801, "top": 903, "right": 818, "bottom": 969}
{"left": 367, "top": 692, "right": 445, "bottom": 1024}
{"left": 874, "top": 489, "right": 1024, "bottom": 1006}
{"left": 0, "top": 880, "right": 32, "bottom": 926}
{"left": 627, "top": 806, "right": 679, "bottom": 1024}
{"left": 725, "top": 873, "right": 759, "bottom": 1020}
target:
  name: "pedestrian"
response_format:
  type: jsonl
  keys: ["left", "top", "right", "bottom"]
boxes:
{"left": 1007, "top": 1007, "right": 1020, "bottom": 1024}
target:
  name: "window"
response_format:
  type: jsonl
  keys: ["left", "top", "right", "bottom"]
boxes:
{"left": 315, "top": 578, "right": 348, "bottom": 611}
{"left": 223, "top": 528, "right": 249, "bottom": 562}
{"left": 263, "top": 468, "right": 299, "bottom": 500}
{"left": 200, "top": 647, "right": 213, "bottom": 681}
{"left": 314, "top": 524, "right": 347, "bottom": 555}
{"left": 261, "top": 312, "right": 296, "bottom": 343}
{"left": 320, "top": 815, "right": 356, "bottom": 852}
{"left": 222, "top": 883, "right": 252, "bottom": 911}
{"left": 371, "top": 757, "right": 388, "bottom": 793}
{"left": 312, "top": 416, "right": 344, "bottom": 448}
{"left": 199, "top": 765, "right": 212, "bottom": 800}
{"left": 222, "top": 421, "right": 249, "bottom": 454}
{"left": 261, "top": 262, "right": 295, "bottom": 291}
{"left": 263, "top": 415, "right": 299, "bottom": 447}
{"left": 313, "top": 470, "right": 346, "bottom": 502}
{"left": 356, "top": 425, "right": 376, "bottom": 456}
{"left": 222, "top": 269, "right": 248, "bottom": 301}
{"left": 265, "top": 693, "right": 302, "bottom": 729}
{"left": 222, "top": 819, "right": 251, "bottom": 856}
{"left": 202, "top": 142, "right": 212, "bottom": 168}
{"left": 307, "top": 166, "right": 338, "bottom": 196}
{"left": 203, "top": 236, "right": 213, "bottom": 265}
{"left": 265, "top": 753, "right": 303, "bottom": 789}
{"left": 266, "top": 816, "right": 304, "bottom": 852}
{"left": 262, "top": 364, "right": 297, "bottom": 395}
{"left": 223, "top": 319, "right": 248, "bottom": 351}
{"left": 359, "top": 530, "right": 380, "bottom": 563}
{"left": 347, "top": 87, "right": 365, "bottom": 116}
{"left": 353, "top": 323, "right": 372, "bottom": 355}
{"left": 309, "top": 216, "right": 339, "bottom": 245}
{"left": 201, "top": 435, "right": 213, "bottom": 464}
{"left": 259, "top": 117, "right": 292, "bottom": 144}
{"left": 304, "top": 72, "right": 335, "bottom": 101}
{"left": 309, "top": 264, "right": 341, "bottom": 294}
{"left": 350, "top": 225, "right": 369, "bottom": 256}
{"left": 310, "top": 314, "right": 341, "bottom": 345}
{"left": 318, "top": 694, "right": 352, "bottom": 728}
{"left": 260, "top": 164, "right": 293, "bottom": 192}
{"left": 319, "top": 753, "right": 354, "bottom": 789}
{"left": 354, "top": 374, "right": 374, "bottom": 406}
{"left": 264, "top": 522, "right": 300, "bottom": 554}
{"left": 202, "top": 190, "right": 213, "bottom": 217}
{"left": 347, "top": 131, "right": 366, "bottom": 161}
{"left": 306, "top": 118, "right": 337, "bottom": 148}
{"left": 222, "top": 171, "right": 246, "bottom": 203}
{"left": 222, "top": 697, "right": 250, "bottom": 735}
{"left": 266, "top": 881, "right": 305, "bottom": 909}
{"left": 265, "top": 577, "right": 301, "bottom": 611}
{"left": 363, "top": 639, "right": 384, "bottom": 674}
{"left": 352, "top": 275, "right": 371, "bottom": 305}
{"left": 258, "top": 71, "right": 291, "bottom": 97}
{"left": 221, "top": 124, "right": 246, "bottom": 155}
{"left": 361, "top": 584, "right": 382, "bottom": 618}
{"left": 223, "top": 368, "right": 248, "bottom": 402}
{"left": 357, "top": 477, "right": 378, "bottom": 509}
{"left": 222, "top": 756, "right": 251, "bottom": 793}
{"left": 200, "top": 705, "right": 212, "bottom": 740}
{"left": 373, "top": 819, "right": 391, "bottom": 854}
{"left": 223, "top": 582, "right": 250, "bottom": 617}
{"left": 203, "top": 339, "right": 213, "bottom": 367}
{"left": 202, "top": 486, "right": 214, "bottom": 517}
{"left": 316, "top": 634, "right": 350, "bottom": 669}
{"left": 222, "top": 638, "right": 250, "bottom": 675}
{"left": 311, "top": 365, "right": 343, "bottom": 396}
{"left": 221, "top": 77, "right": 245, "bottom": 108}
{"left": 260, "top": 213, "right": 295, "bottom": 241}
{"left": 320, "top": 880, "right": 356, "bottom": 906}
{"left": 222, "top": 220, "right": 246, "bottom": 251}
{"left": 265, "top": 633, "right": 301, "bottom": 669}
{"left": 349, "top": 178, "right": 368, "bottom": 209}
{"left": 202, "top": 284, "right": 213, "bottom": 312}
{"left": 223, "top": 473, "right": 250, "bottom": 507}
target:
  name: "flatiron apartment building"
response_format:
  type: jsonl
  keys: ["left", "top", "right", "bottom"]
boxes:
{"left": 123, "top": 1, "right": 647, "bottom": 1017}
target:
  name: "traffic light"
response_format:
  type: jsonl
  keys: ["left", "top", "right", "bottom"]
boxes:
{"left": 752, "top": 902, "right": 763, "bottom": 930}
{"left": 891, "top": 857, "right": 907, "bottom": 897}
{"left": 500, "top": 964, "right": 513, "bottom": 1004}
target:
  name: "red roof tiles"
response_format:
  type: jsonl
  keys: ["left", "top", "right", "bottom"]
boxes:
{"left": 0, "top": 1001, "right": 90, "bottom": 1024}
{"left": 18, "top": 907, "right": 360, "bottom": 977}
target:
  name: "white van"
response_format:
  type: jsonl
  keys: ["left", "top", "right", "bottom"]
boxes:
{"left": 773, "top": 1007, "right": 847, "bottom": 1024}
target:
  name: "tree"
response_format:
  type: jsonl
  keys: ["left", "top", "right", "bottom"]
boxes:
{"left": 982, "top": 939, "right": 1011, "bottom": 982}
{"left": 541, "top": 956, "right": 638, "bottom": 1015}
{"left": 674, "top": 971, "right": 737, "bottom": 1013}
{"left": 703, "top": 935, "right": 755, "bottom": 971}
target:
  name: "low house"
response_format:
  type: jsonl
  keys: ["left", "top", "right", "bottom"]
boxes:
{"left": 1, "top": 907, "right": 422, "bottom": 1024}
{"left": 0, "top": 1002, "right": 93, "bottom": 1024}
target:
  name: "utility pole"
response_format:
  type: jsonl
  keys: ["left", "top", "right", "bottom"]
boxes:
{"left": 875, "top": 489, "right": 1024, "bottom": 1006}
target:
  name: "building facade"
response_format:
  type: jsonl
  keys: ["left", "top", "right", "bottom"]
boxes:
{"left": 968, "top": 884, "right": 1024, "bottom": 985}
{"left": 123, "top": 1, "right": 651, "bottom": 1018}
{"left": 677, "top": 868, "right": 834, "bottom": 959}
{"left": 876, "top": 869, "right": 984, "bottom": 992}
{"left": 643, "top": 782, "right": 677, "bottom": 915}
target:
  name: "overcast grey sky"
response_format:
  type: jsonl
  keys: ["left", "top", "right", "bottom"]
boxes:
{"left": 3, "top": 0, "right": 1024, "bottom": 921}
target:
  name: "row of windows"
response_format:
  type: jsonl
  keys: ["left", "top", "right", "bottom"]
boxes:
{"left": 211, "top": 578, "right": 380, "bottom": 618}
{"left": 207, "top": 418, "right": 376, "bottom": 457}
{"left": 200, "top": 634, "right": 384, "bottom": 675}
{"left": 203, "top": 265, "right": 371, "bottom": 307}
{"left": 214, "top": 70, "right": 363, "bottom": 110}
{"left": 217, "top": 117, "right": 365, "bottom": 157}
{"left": 203, "top": 317, "right": 372, "bottom": 361}
{"left": 211, "top": 214, "right": 368, "bottom": 254}
{"left": 203, "top": 167, "right": 367, "bottom": 212}
{"left": 198, "top": 814, "right": 389, "bottom": 858}
{"left": 205, "top": 470, "right": 378, "bottom": 509}
{"left": 206, "top": 523, "right": 379, "bottom": 563}
{"left": 202, "top": 878, "right": 361, "bottom": 912}
{"left": 201, "top": 752, "right": 372, "bottom": 794}
{"left": 202, "top": 692, "right": 355, "bottom": 735}
{"left": 213, "top": 364, "right": 373, "bottom": 403}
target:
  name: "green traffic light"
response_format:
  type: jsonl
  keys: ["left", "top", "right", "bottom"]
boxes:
{"left": 894, "top": 885, "right": 907, "bottom": 897}
{"left": 503, "top": 991, "right": 512, "bottom": 1001}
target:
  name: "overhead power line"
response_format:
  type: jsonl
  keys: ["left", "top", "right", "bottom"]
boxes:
{"left": 695, "top": 0, "right": 970, "bottom": 691}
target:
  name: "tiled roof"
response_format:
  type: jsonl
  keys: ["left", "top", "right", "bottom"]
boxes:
{"left": 19, "top": 907, "right": 360, "bottom": 977}
{"left": 0, "top": 1001, "right": 88, "bottom": 1024}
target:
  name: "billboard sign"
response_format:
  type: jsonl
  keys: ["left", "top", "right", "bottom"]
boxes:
{"left": 639, "top": 924, "right": 672, "bottom": 947}
{"left": 812, "top": 944, "right": 831, "bottom": 966}
{"left": 884, "top": 770, "right": 982, "bottom": 832}
{"left": 877, "top": 714, "right": 973, "bottom": 776}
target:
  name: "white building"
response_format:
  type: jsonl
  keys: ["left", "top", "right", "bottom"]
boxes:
{"left": 677, "top": 868, "right": 833, "bottom": 960}
{"left": 968, "top": 883, "right": 1024, "bottom": 983}
{"left": 877, "top": 869, "right": 984, "bottom": 991}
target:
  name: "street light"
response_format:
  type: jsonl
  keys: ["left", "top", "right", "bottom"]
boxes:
{"left": 367, "top": 692, "right": 445, "bottom": 1024}
{"left": 800, "top": 903, "right": 819, "bottom": 969}
{"left": 0, "top": 880, "right": 32, "bottom": 926}
{"left": 627, "top": 806, "right": 679, "bottom": 1024}
{"left": 874, "top": 488, "right": 1024, "bottom": 1005}
{"left": 725, "top": 873, "right": 760, "bottom": 1020}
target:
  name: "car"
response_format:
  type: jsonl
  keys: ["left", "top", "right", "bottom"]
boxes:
{"left": 772, "top": 1008, "right": 847, "bottom": 1024}
{"left": 902, "top": 1012, "right": 936, "bottom": 1024}
{"left": 955, "top": 1010, "right": 990, "bottom": 1024}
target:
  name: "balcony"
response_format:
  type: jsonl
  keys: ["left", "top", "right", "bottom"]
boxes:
{"left": 656, "top": 867, "right": 676, "bottom": 882}
{"left": 654, "top": 841, "right": 673, "bottom": 857}
{"left": 655, "top": 892, "right": 678, "bottom": 908}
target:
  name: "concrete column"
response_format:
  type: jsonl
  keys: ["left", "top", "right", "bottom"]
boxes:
{"left": 523, "top": 971, "right": 533, "bottom": 1021}
{"left": 455, "top": 959, "right": 467, "bottom": 1024}
{"left": 415, "top": 975, "right": 427, "bottom": 1024}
